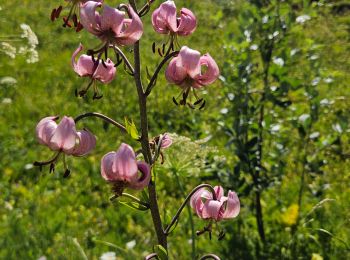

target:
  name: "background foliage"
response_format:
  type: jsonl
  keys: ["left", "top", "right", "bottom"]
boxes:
{"left": 0, "top": 0, "right": 349, "bottom": 259}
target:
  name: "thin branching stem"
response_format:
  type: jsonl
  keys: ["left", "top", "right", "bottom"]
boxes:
{"left": 111, "top": 45, "right": 135, "bottom": 75}
{"left": 164, "top": 184, "right": 217, "bottom": 235}
{"left": 74, "top": 112, "right": 127, "bottom": 133}
{"left": 145, "top": 51, "right": 179, "bottom": 96}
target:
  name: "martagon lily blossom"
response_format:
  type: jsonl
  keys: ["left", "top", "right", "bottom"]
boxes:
{"left": 166, "top": 46, "right": 220, "bottom": 89}
{"left": 190, "top": 186, "right": 240, "bottom": 221}
{"left": 101, "top": 143, "right": 151, "bottom": 193}
{"left": 72, "top": 44, "right": 116, "bottom": 84}
{"left": 79, "top": 1, "right": 143, "bottom": 46}
{"left": 152, "top": 0, "right": 197, "bottom": 36}
{"left": 36, "top": 116, "right": 96, "bottom": 156}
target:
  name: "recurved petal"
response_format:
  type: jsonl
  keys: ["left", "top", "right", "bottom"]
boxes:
{"left": 159, "top": 0, "right": 177, "bottom": 32}
{"left": 69, "top": 129, "right": 96, "bottom": 156}
{"left": 92, "top": 59, "right": 116, "bottom": 84}
{"left": 222, "top": 191, "right": 240, "bottom": 219}
{"left": 160, "top": 133, "right": 172, "bottom": 149}
{"left": 177, "top": 8, "right": 197, "bottom": 36}
{"left": 190, "top": 188, "right": 204, "bottom": 209}
{"left": 128, "top": 161, "right": 151, "bottom": 190}
{"left": 80, "top": 1, "right": 102, "bottom": 35}
{"left": 165, "top": 57, "right": 187, "bottom": 85}
{"left": 36, "top": 116, "right": 58, "bottom": 145}
{"left": 100, "top": 5, "right": 125, "bottom": 34}
{"left": 49, "top": 116, "right": 78, "bottom": 152}
{"left": 193, "top": 54, "right": 219, "bottom": 88}
{"left": 101, "top": 151, "right": 117, "bottom": 181}
{"left": 151, "top": 6, "right": 168, "bottom": 34}
{"left": 178, "top": 46, "right": 201, "bottom": 78}
{"left": 202, "top": 199, "right": 223, "bottom": 220}
{"left": 214, "top": 186, "right": 224, "bottom": 200}
{"left": 116, "top": 6, "right": 143, "bottom": 46}
{"left": 112, "top": 143, "right": 138, "bottom": 181}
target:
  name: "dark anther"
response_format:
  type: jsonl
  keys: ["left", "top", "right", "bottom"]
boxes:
{"left": 179, "top": 99, "right": 186, "bottom": 105}
{"left": 218, "top": 231, "right": 226, "bottom": 241}
{"left": 199, "top": 100, "right": 206, "bottom": 110}
{"left": 157, "top": 47, "right": 163, "bottom": 57}
{"left": 63, "top": 169, "right": 71, "bottom": 178}
{"left": 172, "top": 97, "right": 178, "bottom": 105}
{"left": 51, "top": 9, "right": 57, "bottom": 21}
{"left": 74, "top": 89, "right": 78, "bottom": 97}
{"left": 194, "top": 98, "right": 203, "bottom": 105}
{"left": 56, "top": 6, "right": 62, "bottom": 18}
{"left": 76, "top": 22, "right": 83, "bottom": 32}
{"left": 72, "top": 14, "right": 78, "bottom": 27}
{"left": 49, "top": 163, "right": 55, "bottom": 173}
{"left": 93, "top": 93, "right": 103, "bottom": 100}
{"left": 152, "top": 42, "right": 156, "bottom": 53}
{"left": 162, "top": 43, "right": 165, "bottom": 55}
{"left": 78, "top": 89, "right": 87, "bottom": 97}
{"left": 209, "top": 231, "right": 212, "bottom": 240}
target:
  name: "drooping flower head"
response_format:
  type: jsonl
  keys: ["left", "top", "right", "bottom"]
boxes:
{"left": 50, "top": 0, "right": 103, "bottom": 32}
{"left": 101, "top": 143, "right": 151, "bottom": 194}
{"left": 152, "top": 1, "right": 196, "bottom": 36}
{"left": 190, "top": 186, "right": 240, "bottom": 221}
{"left": 165, "top": 46, "right": 219, "bottom": 107}
{"left": 35, "top": 116, "right": 96, "bottom": 176}
{"left": 80, "top": 1, "right": 143, "bottom": 46}
{"left": 36, "top": 116, "right": 96, "bottom": 156}
{"left": 72, "top": 44, "right": 116, "bottom": 98}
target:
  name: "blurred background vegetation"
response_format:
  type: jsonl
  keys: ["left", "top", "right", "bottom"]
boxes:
{"left": 0, "top": 0, "right": 349, "bottom": 259}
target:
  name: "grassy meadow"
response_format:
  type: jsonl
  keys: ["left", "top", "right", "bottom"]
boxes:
{"left": 0, "top": 0, "right": 349, "bottom": 259}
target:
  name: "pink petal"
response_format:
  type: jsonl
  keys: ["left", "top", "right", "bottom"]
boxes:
{"left": 80, "top": 1, "right": 102, "bottom": 35}
{"left": 49, "top": 116, "right": 77, "bottom": 152}
{"left": 100, "top": 5, "right": 125, "bottom": 34}
{"left": 36, "top": 116, "right": 58, "bottom": 145}
{"left": 151, "top": 7, "right": 168, "bottom": 34}
{"left": 101, "top": 151, "right": 117, "bottom": 181}
{"left": 222, "top": 191, "right": 240, "bottom": 219}
{"left": 202, "top": 199, "right": 223, "bottom": 220}
{"left": 158, "top": 1, "right": 177, "bottom": 32}
{"left": 68, "top": 129, "right": 96, "bottom": 156}
{"left": 193, "top": 53, "right": 219, "bottom": 88}
{"left": 92, "top": 58, "right": 116, "bottom": 84}
{"left": 116, "top": 6, "right": 143, "bottom": 46}
{"left": 128, "top": 162, "right": 151, "bottom": 190}
{"left": 194, "top": 194, "right": 205, "bottom": 218}
{"left": 112, "top": 143, "right": 138, "bottom": 181}
{"left": 177, "top": 8, "right": 197, "bottom": 36}
{"left": 214, "top": 186, "right": 224, "bottom": 200}
{"left": 71, "top": 44, "right": 95, "bottom": 77}
{"left": 160, "top": 133, "right": 172, "bottom": 149}
{"left": 190, "top": 188, "right": 204, "bottom": 209}
{"left": 178, "top": 46, "right": 201, "bottom": 78}
{"left": 165, "top": 56, "right": 187, "bottom": 85}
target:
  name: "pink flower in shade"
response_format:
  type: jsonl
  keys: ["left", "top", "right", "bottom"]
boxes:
{"left": 101, "top": 143, "right": 151, "bottom": 191}
{"left": 79, "top": 1, "right": 143, "bottom": 46}
{"left": 152, "top": 1, "right": 196, "bottom": 36}
{"left": 190, "top": 186, "right": 240, "bottom": 221}
{"left": 72, "top": 44, "right": 116, "bottom": 84}
{"left": 160, "top": 133, "right": 172, "bottom": 149}
{"left": 36, "top": 116, "right": 96, "bottom": 156}
{"left": 166, "top": 46, "right": 220, "bottom": 89}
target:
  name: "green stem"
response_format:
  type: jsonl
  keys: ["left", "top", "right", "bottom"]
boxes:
{"left": 174, "top": 171, "right": 196, "bottom": 260}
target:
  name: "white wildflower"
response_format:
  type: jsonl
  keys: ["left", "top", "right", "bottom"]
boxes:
{"left": 273, "top": 57, "right": 284, "bottom": 67}
{"left": 296, "top": 15, "right": 311, "bottom": 24}
{"left": 100, "top": 252, "right": 116, "bottom": 260}
{"left": 1, "top": 42, "right": 16, "bottom": 59}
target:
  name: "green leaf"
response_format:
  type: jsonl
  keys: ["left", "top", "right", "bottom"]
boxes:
{"left": 118, "top": 201, "right": 149, "bottom": 211}
{"left": 124, "top": 117, "right": 139, "bottom": 140}
{"left": 154, "top": 244, "right": 168, "bottom": 260}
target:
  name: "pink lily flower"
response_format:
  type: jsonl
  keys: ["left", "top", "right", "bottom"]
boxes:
{"left": 36, "top": 116, "right": 96, "bottom": 156}
{"left": 190, "top": 186, "right": 240, "bottom": 221}
{"left": 101, "top": 143, "right": 151, "bottom": 190}
{"left": 72, "top": 44, "right": 116, "bottom": 84}
{"left": 79, "top": 1, "right": 143, "bottom": 46}
{"left": 160, "top": 133, "right": 172, "bottom": 149}
{"left": 152, "top": 0, "right": 196, "bottom": 36}
{"left": 165, "top": 46, "right": 219, "bottom": 89}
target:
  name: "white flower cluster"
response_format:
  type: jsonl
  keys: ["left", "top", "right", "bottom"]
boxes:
{"left": 18, "top": 23, "right": 39, "bottom": 63}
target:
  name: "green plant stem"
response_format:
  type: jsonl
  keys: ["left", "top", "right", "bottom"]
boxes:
{"left": 74, "top": 112, "right": 127, "bottom": 133}
{"left": 174, "top": 171, "right": 196, "bottom": 260}
{"left": 129, "top": 0, "right": 167, "bottom": 249}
